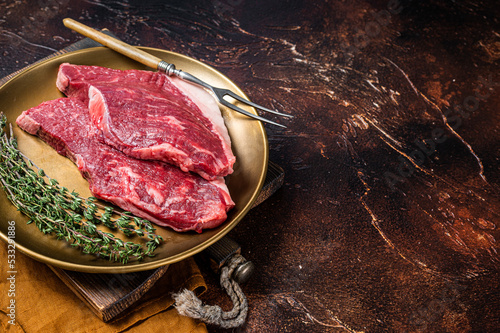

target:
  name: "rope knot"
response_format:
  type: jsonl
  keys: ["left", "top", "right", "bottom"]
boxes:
{"left": 173, "top": 254, "right": 249, "bottom": 328}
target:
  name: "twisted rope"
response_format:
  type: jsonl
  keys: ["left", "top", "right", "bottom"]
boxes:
{"left": 173, "top": 254, "right": 248, "bottom": 328}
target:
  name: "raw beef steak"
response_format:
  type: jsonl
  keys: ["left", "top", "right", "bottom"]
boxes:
{"left": 56, "top": 63, "right": 235, "bottom": 181}
{"left": 16, "top": 98, "right": 234, "bottom": 232}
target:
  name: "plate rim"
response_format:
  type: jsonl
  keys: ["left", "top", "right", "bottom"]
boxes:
{"left": 0, "top": 46, "right": 269, "bottom": 273}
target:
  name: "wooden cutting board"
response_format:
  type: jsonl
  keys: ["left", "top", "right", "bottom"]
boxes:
{"left": 1, "top": 31, "right": 285, "bottom": 322}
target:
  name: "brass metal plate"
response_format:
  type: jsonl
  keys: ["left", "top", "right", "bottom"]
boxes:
{"left": 0, "top": 47, "right": 268, "bottom": 273}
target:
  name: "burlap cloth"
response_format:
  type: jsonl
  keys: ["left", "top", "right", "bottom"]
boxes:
{"left": 0, "top": 242, "right": 208, "bottom": 332}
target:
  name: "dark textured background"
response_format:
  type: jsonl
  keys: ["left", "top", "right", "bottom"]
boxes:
{"left": 1, "top": 0, "right": 499, "bottom": 331}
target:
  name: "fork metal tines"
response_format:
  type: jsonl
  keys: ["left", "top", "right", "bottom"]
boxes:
{"left": 158, "top": 60, "right": 292, "bottom": 128}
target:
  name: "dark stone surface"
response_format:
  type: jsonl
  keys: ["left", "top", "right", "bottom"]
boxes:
{"left": 1, "top": 0, "right": 498, "bottom": 332}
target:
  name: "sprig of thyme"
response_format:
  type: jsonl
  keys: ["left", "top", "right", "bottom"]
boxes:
{"left": 0, "top": 114, "right": 163, "bottom": 263}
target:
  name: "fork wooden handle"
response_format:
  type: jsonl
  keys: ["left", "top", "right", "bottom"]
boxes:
{"left": 63, "top": 18, "right": 161, "bottom": 70}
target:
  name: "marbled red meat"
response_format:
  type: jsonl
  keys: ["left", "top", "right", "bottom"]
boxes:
{"left": 56, "top": 63, "right": 235, "bottom": 181}
{"left": 16, "top": 98, "right": 234, "bottom": 232}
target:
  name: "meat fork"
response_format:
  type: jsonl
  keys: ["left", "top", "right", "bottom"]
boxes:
{"left": 63, "top": 18, "right": 292, "bottom": 128}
